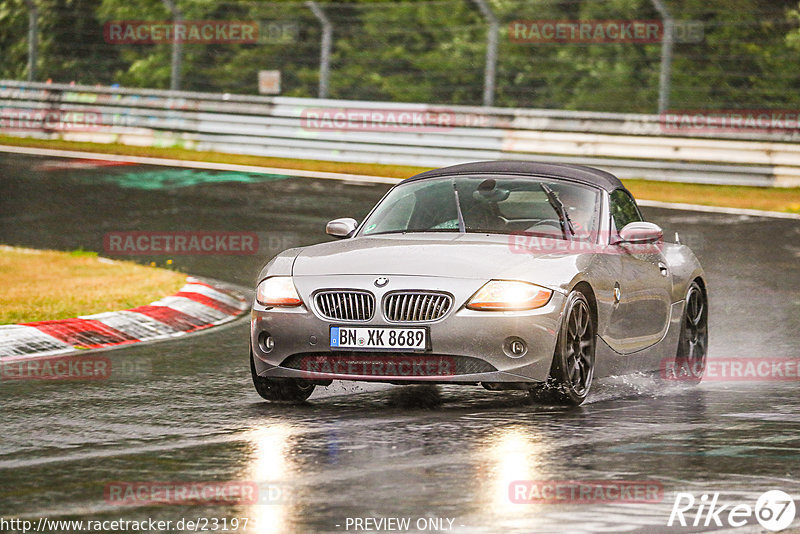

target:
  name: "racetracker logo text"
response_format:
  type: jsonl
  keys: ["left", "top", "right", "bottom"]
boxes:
{"left": 509, "top": 20, "right": 662, "bottom": 43}
{"left": 660, "top": 109, "right": 800, "bottom": 134}
{"left": 300, "top": 108, "right": 489, "bottom": 132}
{"left": 661, "top": 357, "right": 800, "bottom": 382}
{"left": 298, "top": 355, "right": 456, "bottom": 379}
{"left": 104, "top": 231, "right": 258, "bottom": 255}
{"left": 507, "top": 231, "right": 664, "bottom": 255}
{"left": 1, "top": 356, "right": 111, "bottom": 381}
{"left": 104, "top": 21, "right": 258, "bottom": 44}
{"left": 509, "top": 480, "right": 663, "bottom": 504}
{"left": 104, "top": 482, "right": 262, "bottom": 506}
{"left": 0, "top": 108, "right": 102, "bottom": 131}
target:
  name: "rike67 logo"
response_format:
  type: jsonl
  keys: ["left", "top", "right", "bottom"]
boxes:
{"left": 669, "top": 490, "right": 796, "bottom": 531}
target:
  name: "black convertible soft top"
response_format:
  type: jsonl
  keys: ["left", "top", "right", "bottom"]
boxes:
{"left": 403, "top": 161, "right": 626, "bottom": 193}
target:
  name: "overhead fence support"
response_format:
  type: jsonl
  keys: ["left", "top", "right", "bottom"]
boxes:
{"left": 472, "top": 0, "right": 498, "bottom": 107}
{"left": 24, "top": 0, "right": 38, "bottom": 82}
{"left": 307, "top": 1, "right": 333, "bottom": 99}
{"left": 650, "top": 0, "right": 674, "bottom": 115}
{"left": 161, "top": 0, "right": 183, "bottom": 91}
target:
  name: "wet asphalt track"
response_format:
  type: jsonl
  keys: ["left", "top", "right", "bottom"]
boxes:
{"left": 1, "top": 151, "right": 799, "bottom": 533}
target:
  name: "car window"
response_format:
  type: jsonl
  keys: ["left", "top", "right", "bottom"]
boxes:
{"left": 363, "top": 180, "right": 457, "bottom": 235}
{"left": 360, "top": 176, "right": 600, "bottom": 239}
{"left": 363, "top": 191, "right": 416, "bottom": 234}
{"left": 610, "top": 188, "right": 643, "bottom": 232}
{"left": 494, "top": 190, "right": 551, "bottom": 219}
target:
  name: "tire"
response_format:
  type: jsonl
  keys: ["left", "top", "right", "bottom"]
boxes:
{"left": 672, "top": 281, "right": 708, "bottom": 383}
{"left": 533, "top": 290, "right": 596, "bottom": 406}
{"left": 250, "top": 347, "right": 315, "bottom": 402}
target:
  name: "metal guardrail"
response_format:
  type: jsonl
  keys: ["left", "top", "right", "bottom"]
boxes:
{"left": 2, "top": 80, "right": 799, "bottom": 187}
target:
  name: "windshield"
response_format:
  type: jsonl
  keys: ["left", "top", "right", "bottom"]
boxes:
{"left": 359, "top": 176, "right": 601, "bottom": 240}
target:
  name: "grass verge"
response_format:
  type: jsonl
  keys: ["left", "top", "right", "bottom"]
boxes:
{"left": 0, "top": 245, "right": 186, "bottom": 324}
{"left": 623, "top": 179, "right": 800, "bottom": 214}
{"left": 0, "top": 135, "right": 426, "bottom": 179}
{"left": 1, "top": 135, "right": 799, "bottom": 213}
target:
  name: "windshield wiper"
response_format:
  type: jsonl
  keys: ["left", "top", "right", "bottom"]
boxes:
{"left": 453, "top": 181, "right": 466, "bottom": 233}
{"left": 539, "top": 183, "right": 575, "bottom": 240}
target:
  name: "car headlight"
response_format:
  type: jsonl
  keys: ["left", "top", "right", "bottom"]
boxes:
{"left": 256, "top": 276, "right": 303, "bottom": 307}
{"left": 466, "top": 280, "right": 552, "bottom": 311}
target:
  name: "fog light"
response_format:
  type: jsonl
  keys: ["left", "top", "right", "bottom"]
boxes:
{"left": 259, "top": 332, "right": 274, "bottom": 353}
{"left": 503, "top": 336, "right": 527, "bottom": 358}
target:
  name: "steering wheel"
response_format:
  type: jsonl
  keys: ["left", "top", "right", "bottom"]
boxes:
{"left": 525, "top": 219, "right": 562, "bottom": 233}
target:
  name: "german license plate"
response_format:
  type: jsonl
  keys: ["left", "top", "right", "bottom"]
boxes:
{"left": 330, "top": 326, "right": 427, "bottom": 351}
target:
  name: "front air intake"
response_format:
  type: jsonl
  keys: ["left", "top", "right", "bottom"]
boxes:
{"left": 314, "top": 290, "right": 375, "bottom": 322}
{"left": 383, "top": 291, "right": 453, "bottom": 323}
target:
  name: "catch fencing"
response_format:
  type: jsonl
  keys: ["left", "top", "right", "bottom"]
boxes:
{"left": 2, "top": 80, "right": 800, "bottom": 187}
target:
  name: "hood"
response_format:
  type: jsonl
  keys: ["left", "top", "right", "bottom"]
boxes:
{"left": 291, "top": 233, "right": 570, "bottom": 281}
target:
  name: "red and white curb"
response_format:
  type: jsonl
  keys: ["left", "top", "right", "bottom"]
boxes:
{"left": 0, "top": 277, "right": 248, "bottom": 359}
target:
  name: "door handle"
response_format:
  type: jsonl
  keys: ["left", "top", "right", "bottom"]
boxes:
{"left": 658, "top": 262, "right": 668, "bottom": 276}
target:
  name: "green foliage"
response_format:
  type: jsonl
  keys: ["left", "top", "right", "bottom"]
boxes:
{"left": 0, "top": 0, "right": 31, "bottom": 79}
{"left": 4, "top": 0, "right": 800, "bottom": 112}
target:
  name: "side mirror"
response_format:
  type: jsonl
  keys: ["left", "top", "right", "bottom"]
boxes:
{"left": 326, "top": 218, "right": 358, "bottom": 239}
{"left": 617, "top": 222, "right": 663, "bottom": 244}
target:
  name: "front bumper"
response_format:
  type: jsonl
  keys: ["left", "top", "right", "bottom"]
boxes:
{"left": 251, "top": 275, "right": 566, "bottom": 384}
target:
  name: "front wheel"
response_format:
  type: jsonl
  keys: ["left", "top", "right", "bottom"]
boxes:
{"left": 672, "top": 281, "right": 708, "bottom": 383}
{"left": 250, "top": 347, "right": 315, "bottom": 402}
{"left": 533, "top": 290, "right": 596, "bottom": 405}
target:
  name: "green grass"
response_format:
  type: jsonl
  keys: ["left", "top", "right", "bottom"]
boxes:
{"left": 0, "top": 245, "right": 187, "bottom": 324}
{"left": 2, "top": 135, "right": 800, "bottom": 213}
{"left": 0, "top": 135, "right": 426, "bottom": 179}
{"left": 623, "top": 179, "right": 800, "bottom": 214}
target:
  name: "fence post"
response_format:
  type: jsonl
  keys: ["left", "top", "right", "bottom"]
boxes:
{"left": 650, "top": 0, "right": 674, "bottom": 114}
{"left": 472, "top": 0, "right": 498, "bottom": 107}
{"left": 24, "top": 0, "right": 38, "bottom": 81}
{"left": 306, "top": 1, "right": 332, "bottom": 99}
{"left": 161, "top": 0, "right": 183, "bottom": 91}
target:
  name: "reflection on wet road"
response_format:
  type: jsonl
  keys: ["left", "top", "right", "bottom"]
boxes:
{"left": 1, "top": 153, "right": 799, "bottom": 533}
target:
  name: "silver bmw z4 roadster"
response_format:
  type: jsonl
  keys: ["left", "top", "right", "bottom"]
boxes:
{"left": 250, "top": 161, "right": 708, "bottom": 405}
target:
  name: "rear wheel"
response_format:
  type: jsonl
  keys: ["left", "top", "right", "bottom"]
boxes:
{"left": 532, "top": 290, "right": 596, "bottom": 405}
{"left": 672, "top": 281, "right": 708, "bottom": 383}
{"left": 250, "top": 347, "right": 315, "bottom": 402}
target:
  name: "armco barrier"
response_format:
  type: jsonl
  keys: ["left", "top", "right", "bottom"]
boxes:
{"left": 1, "top": 80, "right": 799, "bottom": 187}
